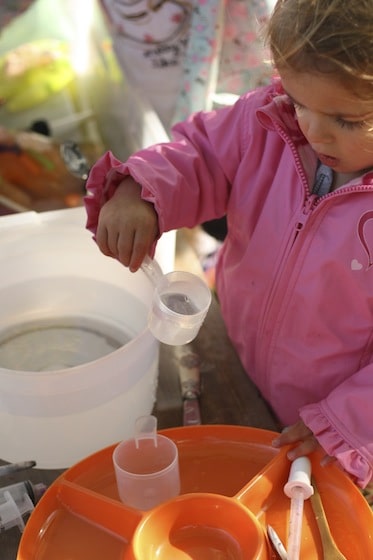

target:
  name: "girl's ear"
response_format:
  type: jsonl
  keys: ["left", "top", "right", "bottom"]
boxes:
{"left": 272, "top": 74, "right": 284, "bottom": 94}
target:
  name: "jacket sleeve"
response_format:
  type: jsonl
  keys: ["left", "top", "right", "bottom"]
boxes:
{"left": 85, "top": 86, "right": 273, "bottom": 235}
{"left": 299, "top": 363, "right": 373, "bottom": 488}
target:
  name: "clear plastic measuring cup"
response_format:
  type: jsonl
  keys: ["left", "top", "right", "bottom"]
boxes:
{"left": 112, "top": 415, "right": 180, "bottom": 510}
{"left": 142, "top": 256, "right": 212, "bottom": 345}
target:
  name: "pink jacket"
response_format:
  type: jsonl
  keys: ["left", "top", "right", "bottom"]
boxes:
{"left": 85, "top": 83, "right": 373, "bottom": 487}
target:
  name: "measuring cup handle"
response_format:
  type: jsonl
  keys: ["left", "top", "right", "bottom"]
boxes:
{"left": 134, "top": 415, "right": 158, "bottom": 448}
{"left": 141, "top": 255, "right": 164, "bottom": 285}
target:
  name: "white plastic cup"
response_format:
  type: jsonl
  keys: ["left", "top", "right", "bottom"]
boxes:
{"left": 113, "top": 415, "right": 180, "bottom": 510}
{"left": 147, "top": 270, "right": 212, "bottom": 345}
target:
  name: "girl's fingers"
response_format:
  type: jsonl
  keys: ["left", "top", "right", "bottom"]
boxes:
{"left": 272, "top": 421, "right": 312, "bottom": 447}
{"left": 286, "top": 436, "right": 319, "bottom": 460}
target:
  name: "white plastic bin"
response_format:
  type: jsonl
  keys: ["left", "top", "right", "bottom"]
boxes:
{"left": 0, "top": 207, "right": 170, "bottom": 468}
{"left": 0, "top": 0, "right": 177, "bottom": 468}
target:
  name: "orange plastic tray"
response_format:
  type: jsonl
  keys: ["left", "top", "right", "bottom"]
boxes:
{"left": 17, "top": 425, "right": 373, "bottom": 559}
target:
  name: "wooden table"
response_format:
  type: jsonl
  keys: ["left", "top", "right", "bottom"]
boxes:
{"left": 1, "top": 230, "right": 280, "bottom": 559}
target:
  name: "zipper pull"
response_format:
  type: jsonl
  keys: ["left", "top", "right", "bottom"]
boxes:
{"left": 303, "top": 193, "right": 318, "bottom": 214}
{"left": 295, "top": 194, "right": 318, "bottom": 234}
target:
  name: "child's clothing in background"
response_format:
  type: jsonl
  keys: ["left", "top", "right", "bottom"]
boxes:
{"left": 100, "top": 0, "right": 273, "bottom": 130}
{"left": 1, "top": 0, "right": 274, "bottom": 130}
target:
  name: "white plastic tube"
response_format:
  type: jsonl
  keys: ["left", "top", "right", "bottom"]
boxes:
{"left": 284, "top": 457, "right": 314, "bottom": 560}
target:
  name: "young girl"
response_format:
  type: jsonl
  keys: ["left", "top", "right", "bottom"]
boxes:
{"left": 85, "top": 0, "right": 373, "bottom": 488}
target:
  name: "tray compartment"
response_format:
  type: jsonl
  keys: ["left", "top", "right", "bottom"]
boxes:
{"left": 19, "top": 480, "right": 141, "bottom": 560}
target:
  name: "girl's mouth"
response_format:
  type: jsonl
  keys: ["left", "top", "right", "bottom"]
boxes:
{"left": 317, "top": 153, "right": 338, "bottom": 167}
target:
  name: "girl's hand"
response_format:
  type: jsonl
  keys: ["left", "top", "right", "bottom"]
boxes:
{"left": 95, "top": 177, "right": 159, "bottom": 271}
{"left": 272, "top": 420, "right": 333, "bottom": 465}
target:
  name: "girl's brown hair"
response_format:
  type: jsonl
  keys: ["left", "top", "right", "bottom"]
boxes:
{"left": 267, "top": 0, "right": 373, "bottom": 98}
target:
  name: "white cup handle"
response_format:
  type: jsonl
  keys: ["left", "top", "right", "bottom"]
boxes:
{"left": 134, "top": 414, "right": 158, "bottom": 448}
{"left": 141, "top": 256, "right": 163, "bottom": 286}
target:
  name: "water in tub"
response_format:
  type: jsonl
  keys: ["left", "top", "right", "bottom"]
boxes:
{"left": 0, "top": 315, "right": 127, "bottom": 371}
{"left": 0, "top": 279, "right": 131, "bottom": 371}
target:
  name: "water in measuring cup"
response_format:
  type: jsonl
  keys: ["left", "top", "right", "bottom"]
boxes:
{"left": 161, "top": 293, "right": 199, "bottom": 315}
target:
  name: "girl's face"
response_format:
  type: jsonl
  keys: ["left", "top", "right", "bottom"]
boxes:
{"left": 279, "top": 69, "right": 373, "bottom": 175}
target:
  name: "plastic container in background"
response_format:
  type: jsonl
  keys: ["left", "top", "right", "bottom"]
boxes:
{"left": 0, "top": 0, "right": 180, "bottom": 468}
{"left": 0, "top": 207, "right": 174, "bottom": 468}
{"left": 0, "top": 480, "right": 47, "bottom": 533}
{"left": 0, "top": 0, "right": 171, "bottom": 160}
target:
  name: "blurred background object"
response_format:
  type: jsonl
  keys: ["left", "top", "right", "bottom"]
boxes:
{"left": 0, "top": 0, "right": 170, "bottom": 217}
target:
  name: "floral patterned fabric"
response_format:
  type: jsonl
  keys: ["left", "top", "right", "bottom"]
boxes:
{"left": 102, "top": 0, "right": 274, "bottom": 129}
{"left": 174, "top": 0, "right": 273, "bottom": 122}
{"left": 1, "top": 0, "right": 274, "bottom": 126}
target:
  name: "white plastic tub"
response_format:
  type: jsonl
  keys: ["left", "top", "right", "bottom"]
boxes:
{"left": 0, "top": 207, "right": 173, "bottom": 468}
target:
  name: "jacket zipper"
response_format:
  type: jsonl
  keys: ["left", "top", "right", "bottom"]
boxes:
{"left": 255, "top": 123, "right": 320, "bottom": 390}
{"left": 256, "top": 121, "right": 373, "bottom": 396}
{"left": 255, "top": 200, "right": 315, "bottom": 388}
{"left": 293, "top": 193, "right": 318, "bottom": 241}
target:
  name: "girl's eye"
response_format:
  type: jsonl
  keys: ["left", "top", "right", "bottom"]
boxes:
{"left": 335, "top": 117, "right": 365, "bottom": 130}
{"left": 288, "top": 95, "right": 370, "bottom": 131}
